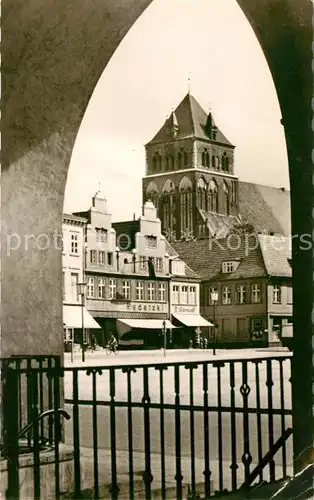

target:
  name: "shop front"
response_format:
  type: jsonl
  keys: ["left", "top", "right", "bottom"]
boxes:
{"left": 63, "top": 304, "right": 101, "bottom": 351}
{"left": 88, "top": 299, "right": 172, "bottom": 349}
{"left": 171, "top": 304, "right": 213, "bottom": 348}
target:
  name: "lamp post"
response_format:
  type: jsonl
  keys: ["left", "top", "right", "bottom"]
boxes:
{"left": 210, "top": 290, "right": 219, "bottom": 355}
{"left": 132, "top": 248, "right": 137, "bottom": 273}
{"left": 77, "top": 282, "right": 87, "bottom": 362}
{"left": 162, "top": 319, "right": 167, "bottom": 357}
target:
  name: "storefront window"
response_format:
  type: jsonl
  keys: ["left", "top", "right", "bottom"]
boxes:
{"left": 189, "top": 286, "right": 196, "bottom": 305}
{"left": 172, "top": 285, "right": 179, "bottom": 304}
{"left": 148, "top": 282, "right": 155, "bottom": 301}
{"left": 109, "top": 279, "right": 116, "bottom": 299}
{"left": 122, "top": 280, "right": 131, "bottom": 300}
{"left": 251, "top": 317, "right": 265, "bottom": 341}
{"left": 159, "top": 283, "right": 166, "bottom": 301}
{"left": 136, "top": 281, "right": 144, "bottom": 301}
{"left": 181, "top": 286, "right": 188, "bottom": 304}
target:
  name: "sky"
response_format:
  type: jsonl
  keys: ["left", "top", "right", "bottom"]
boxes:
{"left": 63, "top": 0, "right": 289, "bottom": 221}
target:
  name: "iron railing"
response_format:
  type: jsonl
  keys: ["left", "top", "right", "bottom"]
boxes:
{"left": 1, "top": 354, "right": 293, "bottom": 499}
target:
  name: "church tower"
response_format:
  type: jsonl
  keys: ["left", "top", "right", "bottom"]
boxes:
{"left": 142, "top": 93, "right": 240, "bottom": 241}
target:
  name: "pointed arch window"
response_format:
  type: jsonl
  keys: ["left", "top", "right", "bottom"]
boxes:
{"left": 184, "top": 151, "right": 188, "bottom": 166}
{"left": 177, "top": 151, "right": 182, "bottom": 169}
{"left": 197, "top": 177, "right": 207, "bottom": 211}
{"left": 201, "top": 149, "right": 210, "bottom": 167}
{"left": 162, "top": 179, "right": 176, "bottom": 239}
{"left": 222, "top": 152, "right": 229, "bottom": 172}
{"left": 179, "top": 177, "right": 193, "bottom": 238}
{"left": 209, "top": 179, "right": 218, "bottom": 212}
{"left": 152, "top": 155, "right": 157, "bottom": 172}
{"left": 224, "top": 182, "right": 230, "bottom": 215}
{"left": 157, "top": 153, "right": 162, "bottom": 171}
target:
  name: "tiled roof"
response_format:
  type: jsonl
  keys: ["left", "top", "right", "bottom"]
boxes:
{"left": 258, "top": 235, "right": 292, "bottom": 277}
{"left": 147, "top": 94, "right": 234, "bottom": 147}
{"left": 199, "top": 209, "right": 240, "bottom": 239}
{"left": 165, "top": 239, "right": 200, "bottom": 279}
{"left": 172, "top": 235, "right": 267, "bottom": 281}
{"left": 239, "top": 182, "right": 291, "bottom": 236}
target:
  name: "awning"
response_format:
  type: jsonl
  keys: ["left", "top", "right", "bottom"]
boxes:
{"left": 172, "top": 313, "right": 213, "bottom": 327}
{"left": 117, "top": 319, "right": 175, "bottom": 336}
{"left": 63, "top": 305, "right": 101, "bottom": 329}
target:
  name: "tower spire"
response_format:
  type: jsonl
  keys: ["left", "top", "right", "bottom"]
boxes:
{"left": 188, "top": 72, "right": 191, "bottom": 94}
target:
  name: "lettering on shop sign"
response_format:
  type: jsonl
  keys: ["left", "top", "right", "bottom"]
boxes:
{"left": 126, "top": 303, "right": 162, "bottom": 312}
{"left": 173, "top": 305, "right": 197, "bottom": 314}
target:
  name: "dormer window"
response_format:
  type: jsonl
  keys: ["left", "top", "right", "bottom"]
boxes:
{"left": 222, "top": 261, "right": 239, "bottom": 273}
{"left": 171, "top": 259, "right": 185, "bottom": 276}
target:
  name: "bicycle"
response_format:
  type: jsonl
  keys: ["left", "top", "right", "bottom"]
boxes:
{"left": 105, "top": 344, "right": 118, "bottom": 355}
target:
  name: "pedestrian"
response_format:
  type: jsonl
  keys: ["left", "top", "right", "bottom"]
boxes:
{"left": 189, "top": 338, "right": 193, "bottom": 350}
{"left": 204, "top": 337, "right": 208, "bottom": 349}
{"left": 200, "top": 337, "right": 204, "bottom": 349}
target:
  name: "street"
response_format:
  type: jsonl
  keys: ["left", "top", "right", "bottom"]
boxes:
{"left": 63, "top": 349, "right": 293, "bottom": 489}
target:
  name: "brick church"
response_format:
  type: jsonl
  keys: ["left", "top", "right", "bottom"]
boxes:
{"left": 142, "top": 92, "right": 240, "bottom": 241}
{"left": 142, "top": 93, "right": 293, "bottom": 347}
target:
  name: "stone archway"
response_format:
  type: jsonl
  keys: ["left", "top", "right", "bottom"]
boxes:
{"left": 2, "top": 0, "right": 313, "bottom": 471}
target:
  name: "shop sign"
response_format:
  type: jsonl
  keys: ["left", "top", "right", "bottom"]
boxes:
{"left": 126, "top": 302, "right": 166, "bottom": 313}
{"left": 173, "top": 305, "right": 197, "bottom": 314}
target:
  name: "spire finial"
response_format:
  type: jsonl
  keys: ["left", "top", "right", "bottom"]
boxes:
{"left": 188, "top": 72, "right": 191, "bottom": 94}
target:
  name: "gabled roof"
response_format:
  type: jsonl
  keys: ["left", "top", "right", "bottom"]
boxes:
{"left": 147, "top": 94, "right": 234, "bottom": 147}
{"left": 165, "top": 240, "right": 200, "bottom": 280}
{"left": 172, "top": 236, "right": 266, "bottom": 281}
{"left": 258, "top": 235, "right": 292, "bottom": 278}
{"left": 238, "top": 182, "right": 291, "bottom": 236}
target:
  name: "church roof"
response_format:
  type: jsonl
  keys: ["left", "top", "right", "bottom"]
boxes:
{"left": 147, "top": 94, "right": 234, "bottom": 147}
{"left": 198, "top": 210, "right": 240, "bottom": 239}
{"left": 238, "top": 182, "right": 291, "bottom": 236}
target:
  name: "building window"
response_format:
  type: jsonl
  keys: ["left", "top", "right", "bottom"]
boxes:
{"left": 251, "top": 317, "right": 265, "bottom": 341}
{"left": 236, "top": 285, "right": 246, "bottom": 304}
{"left": 87, "top": 278, "right": 95, "bottom": 299}
{"left": 109, "top": 279, "right": 116, "bottom": 300}
{"left": 145, "top": 235, "right": 157, "bottom": 249}
{"left": 98, "top": 278, "right": 106, "bottom": 299}
{"left": 222, "top": 286, "right": 232, "bottom": 305}
{"left": 147, "top": 282, "right": 155, "bottom": 301}
{"left": 70, "top": 272, "right": 79, "bottom": 302}
{"left": 122, "top": 280, "right": 131, "bottom": 300}
{"left": 90, "top": 250, "right": 97, "bottom": 264}
{"left": 172, "top": 285, "right": 179, "bottom": 304}
{"left": 159, "top": 283, "right": 166, "bottom": 302}
{"left": 209, "top": 180, "right": 218, "bottom": 212}
{"left": 156, "top": 257, "right": 163, "bottom": 272}
{"left": 136, "top": 281, "right": 144, "bottom": 301}
{"left": 273, "top": 284, "right": 281, "bottom": 304}
{"left": 181, "top": 286, "right": 188, "bottom": 304}
{"left": 222, "top": 261, "right": 236, "bottom": 273}
{"left": 208, "top": 287, "right": 218, "bottom": 305}
{"left": 107, "top": 253, "right": 113, "bottom": 266}
{"left": 70, "top": 233, "right": 79, "bottom": 254}
{"left": 251, "top": 283, "right": 261, "bottom": 303}
{"left": 140, "top": 256, "right": 146, "bottom": 270}
{"left": 287, "top": 285, "right": 293, "bottom": 304}
{"left": 96, "top": 228, "right": 107, "bottom": 243}
{"left": 189, "top": 286, "right": 196, "bottom": 305}
{"left": 98, "top": 251, "right": 106, "bottom": 265}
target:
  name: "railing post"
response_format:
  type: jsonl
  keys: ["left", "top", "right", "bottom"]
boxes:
{"left": 3, "top": 366, "right": 20, "bottom": 500}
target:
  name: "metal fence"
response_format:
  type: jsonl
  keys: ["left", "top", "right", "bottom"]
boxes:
{"left": 1, "top": 355, "right": 293, "bottom": 499}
